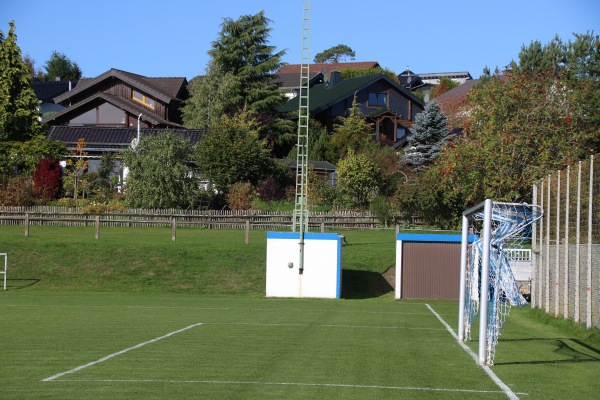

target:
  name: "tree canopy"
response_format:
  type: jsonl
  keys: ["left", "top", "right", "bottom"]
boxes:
{"left": 123, "top": 130, "right": 197, "bottom": 209}
{"left": 314, "top": 44, "right": 355, "bottom": 63}
{"left": 42, "top": 50, "right": 82, "bottom": 82}
{"left": 324, "top": 94, "right": 373, "bottom": 163}
{"left": 185, "top": 11, "right": 293, "bottom": 156}
{"left": 0, "top": 21, "right": 43, "bottom": 142}
{"left": 195, "top": 109, "right": 274, "bottom": 192}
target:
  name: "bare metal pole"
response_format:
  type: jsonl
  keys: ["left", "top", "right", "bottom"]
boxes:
{"left": 555, "top": 170, "right": 561, "bottom": 316}
{"left": 586, "top": 155, "right": 594, "bottom": 328}
{"left": 532, "top": 181, "right": 538, "bottom": 309}
{"left": 575, "top": 161, "right": 582, "bottom": 323}
{"left": 478, "top": 199, "right": 493, "bottom": 365}
{"left": 564, "top": 166, "right": 570, "bottom": 319}
{"left": 458, "top": 212, "right": 470, "bottom": 342}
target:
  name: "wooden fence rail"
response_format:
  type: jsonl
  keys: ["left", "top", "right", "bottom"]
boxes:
{"left": 0, "top": 206, "right": 422, "bottom": 231}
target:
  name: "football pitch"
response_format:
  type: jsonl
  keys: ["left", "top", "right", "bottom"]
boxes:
{"left": 2, "top": 291, "right": 599, "bottom": 400}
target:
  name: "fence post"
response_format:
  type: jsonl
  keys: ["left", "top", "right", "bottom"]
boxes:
{"left": 24, "top": 213, "right": 29, "bottom": 237}
{"left": 95, "top": 216, "right": 100, "bottom": 240}
{"left": 245, "top": 220, "right": 250, "bottom": 244}
{"left": 320, "top": 222, "right": 325, "bottom": 233}
{"left": 172, "top": 217, "right": 176, "bottom": 242}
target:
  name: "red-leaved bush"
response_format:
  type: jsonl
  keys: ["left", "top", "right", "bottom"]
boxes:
{"left": 32, "top": 158, "right": 63, "bottom": 201}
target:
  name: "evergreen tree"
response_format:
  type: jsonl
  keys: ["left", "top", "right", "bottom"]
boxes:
{"left": 183, "top": 60, "right": 240, "bottom": 130}
{"left": 185, "top": 11, "right": 293, "bottom": 156}
{"left": 405, "top": 101, "right": 448, "bottom": 168}
{"left": 42, "top": 50, "right": 82, "bottom": 81}
{"left": 0, "top": 21, "right": 43, "bottom": 142}
{"left": 314, "top": 44, "right": 355, "bottom": 63}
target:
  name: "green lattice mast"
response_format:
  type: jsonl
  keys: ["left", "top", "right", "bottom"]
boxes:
{"left": 292, "top": 0, "right": 310, "bottom": 275}
{"left": 293, "top": 0, "right": 310, "bottom": 235}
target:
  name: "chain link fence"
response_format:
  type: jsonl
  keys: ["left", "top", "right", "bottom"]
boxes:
{"left": 532, "top": 154, "right": 599, "bottom": 329}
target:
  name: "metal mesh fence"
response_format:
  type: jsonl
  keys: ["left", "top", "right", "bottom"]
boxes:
{"left": 532, "top": 154, "right": 599, "bottom": 329}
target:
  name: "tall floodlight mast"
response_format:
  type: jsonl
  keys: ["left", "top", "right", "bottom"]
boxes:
{"left": 293, "top": 0, "right": 310, "bottom": 274}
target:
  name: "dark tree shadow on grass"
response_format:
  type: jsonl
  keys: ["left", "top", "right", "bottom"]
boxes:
{"left": 341, "top": 268, "right": 394, "bottom": 299}
{"left": 493, "top": 338, "right": 600, "bottom": 366}
{"left": 5, "top": 278, "right": 40, "bottom": 290}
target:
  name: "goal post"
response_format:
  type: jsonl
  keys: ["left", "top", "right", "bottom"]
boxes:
{"left": 458, "top": 199, "right": 492, "bottom": 364}
{"left": 1, "top": 253, "right": 7, "bottom": 291}
{"left": 459, "top": 200, "right": 543, "bottom": 365}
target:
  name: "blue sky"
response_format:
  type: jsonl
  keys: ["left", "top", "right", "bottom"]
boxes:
{"left": 2, "top": 0, "right": 599, "bottom": 81}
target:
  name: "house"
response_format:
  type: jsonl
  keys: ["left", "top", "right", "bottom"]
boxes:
{"left": 279, "top": 72, "right": 425, "bottom": 148}
{"left": 275, "top": 61, "right": 380, "bottom": 99}
{"left": 278, "top": 159, "right": 337, "bottom": 186}
{"left": 31, "top": 79, "right": 74, "bottom": 116}
{"left": 398, "top": 69, "right": 473, "bottom": 102}
{"left": 43, "top": 68, "right": 188, "bottom": 130}
{"left": 42, "top": 68, "right": 195, "bottom": 185}
{"left": 46, "top": 126, "right": 205, "bottom": 186}
{"left": 434, "top": 78, "right": 482, "bottom": 128}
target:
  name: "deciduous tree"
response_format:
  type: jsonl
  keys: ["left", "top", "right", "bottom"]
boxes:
{"left": 336, "top": 149, "right": 381, "bottom": 208}
{"left": 123, "top": 131, "right": 197, "bottom": 209}
{"left": 195, "top": 109, "right": 274, "bottom": 192}
{"left": 325, "top": 94, "right": 373, "bottom": 163}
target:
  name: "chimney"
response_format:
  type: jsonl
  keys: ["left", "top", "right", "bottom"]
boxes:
{"left": 329, "top": 71, "right": 341, "bottom": 87}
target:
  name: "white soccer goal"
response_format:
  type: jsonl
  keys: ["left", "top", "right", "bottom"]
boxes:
{"left": 1, "top": 253, "right": 7, "bottom": 291}
{"left": 458, "top": 200, "right": 543, "bottom": 365}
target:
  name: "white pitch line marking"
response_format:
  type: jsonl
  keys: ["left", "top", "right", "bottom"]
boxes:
{"left": 42, "top": 322, "right": 203, "bottom": 382}
{"left": 425, "top": 304, "right": 522, "bottom": 400}
{"left": 46, "top": 378, "right": 527, "bottom": 395}
{"left": 203, "top": 322, "right": 446, "bottom": 330}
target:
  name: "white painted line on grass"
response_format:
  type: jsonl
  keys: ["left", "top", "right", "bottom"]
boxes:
{"left": 204, "top": 322, "right": 446, "bottom": 330}
{"left": 425, "top": 304, "right": 522, "bottom": 400}
{"left": 42, "top": 322, "right": 203, "bottom": 382}
{"left": 46, "top": 378, "right": 526, "bottom": 395}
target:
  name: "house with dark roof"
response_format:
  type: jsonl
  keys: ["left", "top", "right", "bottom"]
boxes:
{"left": 31, "top": 79, "right": 75, "bottom": 115}
{"left": 46, "top": 126, "right": 205, "bottom": 185}
{"left": 44, "top": 68, "right": 188, "bottom": 129}
{"left": 42, "top": 68, "right": 194, "bottom": 185}
{"left": 275, "top": 61, "right": 381, "bottom": 99}
{"left": 279, "top": 72, "right": 425, "bottom": 148}
{"left": 398, "top": 69, "right": 473, "bottom": 102}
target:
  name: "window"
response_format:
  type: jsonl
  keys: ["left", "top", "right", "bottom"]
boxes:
{"left": 368, "top": 92, "right": 387, "bottom": 107}
{"left": 396, "top": 127, "right": 406, "bottom": 139}
{"left": 132, "top": 90, "right": 155, "bottom": 109}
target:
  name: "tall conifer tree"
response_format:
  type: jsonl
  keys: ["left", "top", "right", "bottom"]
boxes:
{"left": 0, "top": 21, "right": 43, "bottom": 141}
{"left": 184, "top": 11, "right": 293, "bottom": 156}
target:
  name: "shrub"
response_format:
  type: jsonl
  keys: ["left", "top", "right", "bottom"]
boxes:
{"left": 370, "top": 195, "right": 394, "bottom": 227}
{"left": 0, "top": 176, "right": 36, "bottom": 206}
{"left": 32, "top": 158, "right": 63, "bottom": 201}
{"left": 225, "top": 182, "right": 255, "bottom": 210}
{"left": 256, "top": 177, "right": 285, "bottom": 201}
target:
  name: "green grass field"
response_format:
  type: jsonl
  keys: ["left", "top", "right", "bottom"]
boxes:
{"left": 1, "top": 226, "right": 599, "bottom": 399}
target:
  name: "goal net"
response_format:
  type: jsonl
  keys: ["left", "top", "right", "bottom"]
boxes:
{"left": 458, "top": 200, "right": 543, "bottom": 365}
